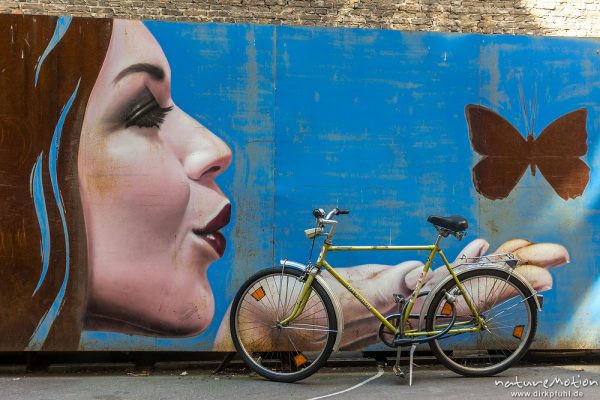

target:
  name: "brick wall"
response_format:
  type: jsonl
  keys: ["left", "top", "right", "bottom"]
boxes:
{"left": 0, "top": 0, "right": 598, "bottom": 36}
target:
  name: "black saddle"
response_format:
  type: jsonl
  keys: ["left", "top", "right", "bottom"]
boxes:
{"left": 427, "top": 215, "right": 468, "bottom": 233}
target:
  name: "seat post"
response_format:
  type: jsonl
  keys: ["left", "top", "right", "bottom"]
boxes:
{"left": 433, "top": 232, "right": 443, "bottom": 249}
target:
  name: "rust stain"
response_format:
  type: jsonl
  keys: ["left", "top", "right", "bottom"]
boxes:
{"left": 0, "top": 219, "right": 29, "bottom": 253}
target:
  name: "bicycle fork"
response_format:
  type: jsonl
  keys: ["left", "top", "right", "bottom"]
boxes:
{"left": 278, "top": 266, "right": 319, "bottom": 326}
{"left": 279, "top": 244, "right": 332, "bottom": 326}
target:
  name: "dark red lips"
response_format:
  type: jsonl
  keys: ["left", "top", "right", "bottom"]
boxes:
{"left": 192, "top": 203, "right": 231, "bottom": 257}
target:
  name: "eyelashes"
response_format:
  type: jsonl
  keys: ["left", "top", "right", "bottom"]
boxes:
{"left": 124, "top": 91, "right": 173, "bottom": 129}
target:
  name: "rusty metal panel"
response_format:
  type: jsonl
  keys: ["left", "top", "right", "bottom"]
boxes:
{"left": 0, "top": 14, "right": 597, "bottom": 351}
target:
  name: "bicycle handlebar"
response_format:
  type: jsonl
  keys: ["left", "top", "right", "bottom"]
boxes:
{"left": 306, "top": 208, "right": 350, "bottom": 240}
{"left": 313, "top": 208, "right": 350, "bottom": 221}
{"left": 312, "top": 209, "right": 326, "bottom": 218}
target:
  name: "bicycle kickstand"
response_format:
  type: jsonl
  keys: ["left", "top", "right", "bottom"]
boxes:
{"left": 392, "top": 293, "right": 406, "bottom": 378}
{"left": 409, "top": 344, "right": 416, "bottom": 386}
{"left": 392, "top": 343, "right": 416, "bottom": 385}
{"left": 392, "top": 293, "right": 405, "bottom": 379}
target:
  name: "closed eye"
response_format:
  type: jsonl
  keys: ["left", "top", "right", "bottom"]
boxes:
{"left": 125, "top": 95, "right": 173, "bottom": 129}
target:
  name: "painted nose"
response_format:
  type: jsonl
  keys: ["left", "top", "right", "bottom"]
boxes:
{"left": 184, "top": 127, "right": 232, "bottom": 181}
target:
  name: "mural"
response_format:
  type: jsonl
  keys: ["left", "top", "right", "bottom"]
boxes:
{"left": 0, "top": 14, "right": 597, "bottom": 352}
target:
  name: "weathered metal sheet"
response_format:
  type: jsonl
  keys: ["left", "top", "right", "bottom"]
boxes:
{"left": 0, "top": 14, "right": 597, "bottom": 351}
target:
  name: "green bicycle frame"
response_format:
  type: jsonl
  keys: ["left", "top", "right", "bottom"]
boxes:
{"left": 279, "top": 236, "right": 483, "bottom": 338}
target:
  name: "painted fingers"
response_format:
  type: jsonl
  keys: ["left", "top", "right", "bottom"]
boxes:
{"left": 324, "top": 261, "right": 423, "bottom": 350}
{"left": 494, "top": 239, "right": 569, "bottom": 292}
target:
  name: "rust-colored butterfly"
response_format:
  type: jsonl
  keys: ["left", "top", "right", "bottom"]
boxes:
{"left": 466, "top": 104, "right": 589, "bottom": 200}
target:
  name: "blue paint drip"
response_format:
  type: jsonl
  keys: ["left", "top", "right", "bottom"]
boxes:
{"left": 31, "top": 153, "right": 51, "bottom": 295}
{"left": 34, "top": 16, "right": 73, "bottom": 87}
{"left": 26, "top": 80, "right": 80, "bottom": 351}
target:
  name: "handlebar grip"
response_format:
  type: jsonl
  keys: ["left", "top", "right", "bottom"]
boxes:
{"left": 337, "top": 209, "right": 350, "bottom": 215}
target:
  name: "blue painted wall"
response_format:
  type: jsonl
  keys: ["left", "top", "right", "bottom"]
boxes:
{"left": 76, "top": 22, "right": 599, "bottom": 350}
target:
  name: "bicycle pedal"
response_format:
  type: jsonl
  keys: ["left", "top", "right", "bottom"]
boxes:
{"left": 392, "top": 293, "right": 405, "bottom": 304}
{"left": 392, "top": 365, "right": 405, "bottom": 378}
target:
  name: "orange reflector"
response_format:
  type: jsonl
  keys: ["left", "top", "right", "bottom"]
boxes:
{"left": 251, "top": 286, "right": 266, "bottom": 301}
{"left": 441, "top": 303, "right": 452, "bottom": 316}
{"left": 294, "top": 354, "right": 308, "bottom": 367}
{"left": 513, "top": 325, "right": 524, "bottom": 339}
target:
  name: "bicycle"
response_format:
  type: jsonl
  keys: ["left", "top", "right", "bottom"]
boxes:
{"left": 230, "top": 207, "right": 543, "bottom": 383}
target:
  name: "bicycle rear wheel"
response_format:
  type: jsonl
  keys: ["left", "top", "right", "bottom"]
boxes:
{"left": 426, "top": 268, "right": 537, "bottom": 377}
{"left": 230, "top": 267, "right": 337, "bottom": 382}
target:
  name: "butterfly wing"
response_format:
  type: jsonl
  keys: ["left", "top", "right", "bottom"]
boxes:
{"left": 466, "top": 104, "right": 527, "bottom": 157}
{"left": 536, "top": 158, "right": 590, "bottom": 200}
{"left": 473, "top": 157, "right": 528, "bottom": 200}
{"left": 533, "top": 109, "right": 587, "bottom": 157}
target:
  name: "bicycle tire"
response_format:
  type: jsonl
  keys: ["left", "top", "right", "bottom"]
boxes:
{"left": 230, "top": 267, "right": 338, "bottom": 382}
{"left": 426, "top": 268, "right": 537, "bottom": 377}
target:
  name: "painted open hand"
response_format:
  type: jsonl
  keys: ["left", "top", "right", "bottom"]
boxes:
{"left": 213, "top": 238, "right": 569, "bottom": 351}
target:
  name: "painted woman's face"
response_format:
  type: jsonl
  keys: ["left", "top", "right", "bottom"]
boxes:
{"left": 79, "top": 20, "right": 232, "bottom": 335}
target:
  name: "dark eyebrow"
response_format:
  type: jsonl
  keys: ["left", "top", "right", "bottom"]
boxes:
{"left": 113, "top": 63, "right": 165, "bottom": 84}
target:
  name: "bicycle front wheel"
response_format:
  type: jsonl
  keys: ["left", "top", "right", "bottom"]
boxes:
{"left": 426, "top": 268, "right": 537, "bottom": 377}
{"left": 230, "top": 267, "right": 338, "bottom": 382}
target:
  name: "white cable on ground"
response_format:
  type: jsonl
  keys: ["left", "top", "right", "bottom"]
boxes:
{"left": 306, "top": 365, "right": 385, "bottom": 400}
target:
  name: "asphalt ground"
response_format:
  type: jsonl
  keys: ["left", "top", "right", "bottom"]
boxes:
{"left": 1, "top": 362, "right": 599, "bottom": 400}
